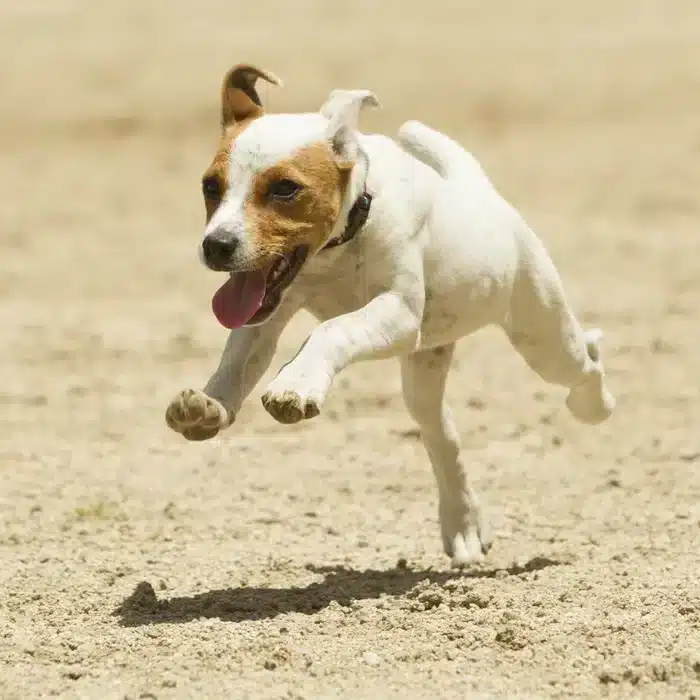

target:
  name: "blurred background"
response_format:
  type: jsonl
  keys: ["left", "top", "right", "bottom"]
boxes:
{"left": 2, "top": 0, "right": 696, "bottom": 452}
{"left": 1, "top": 1, "right": 699, "bottom": 697}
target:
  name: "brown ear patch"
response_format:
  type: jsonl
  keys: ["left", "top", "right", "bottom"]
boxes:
{"left": 244, "top": 142, "right": 351, "bottom": 260}
{"left": 221, "top": 64, "right": 282, "bottom": 127}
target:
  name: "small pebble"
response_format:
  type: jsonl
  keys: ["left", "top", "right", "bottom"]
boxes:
{"left": 362, "top": 651, "right": 381, "bottom": 667}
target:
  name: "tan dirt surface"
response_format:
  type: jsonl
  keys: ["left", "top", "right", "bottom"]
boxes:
{"left": 1, "top": 1, "right": 698, "bottom": 698}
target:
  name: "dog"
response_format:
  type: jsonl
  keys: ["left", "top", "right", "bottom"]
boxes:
{"left": 165, "top": 63, "right": 615, "bottom": 568}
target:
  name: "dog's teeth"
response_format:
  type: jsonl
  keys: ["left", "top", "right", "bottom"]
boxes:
{"left": 268, "top": 259, "right": 290, "bottom": 287}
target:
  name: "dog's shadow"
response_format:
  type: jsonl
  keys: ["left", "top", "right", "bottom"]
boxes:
{"left": 114, "top": 557, "right": 564, "bottom": 627}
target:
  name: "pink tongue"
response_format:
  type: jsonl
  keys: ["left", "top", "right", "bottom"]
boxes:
{"left": 211, "top": 270, "right": 267, "bottom": 329}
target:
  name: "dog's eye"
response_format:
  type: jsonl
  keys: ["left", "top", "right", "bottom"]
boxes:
{"left": 268, "top": 179, "right": 302, "bottom": 201}
{"left": 202, "top": 176, "right": 222, "bottom": 200}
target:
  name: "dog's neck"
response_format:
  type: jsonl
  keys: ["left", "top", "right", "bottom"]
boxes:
{"left": 321, "top": 193, "right": 372, "bottom": 251}
{"left": 321, "top": 147, "right": 372, "bottom": 252}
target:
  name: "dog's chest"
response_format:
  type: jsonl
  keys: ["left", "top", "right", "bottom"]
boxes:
{"left": 297, "top": 251, "right": 380, "bottom": 321}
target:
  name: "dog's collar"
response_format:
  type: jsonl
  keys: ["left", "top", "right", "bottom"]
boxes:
{"left": 321, "top": 192, "right": 372, "bottom": 251}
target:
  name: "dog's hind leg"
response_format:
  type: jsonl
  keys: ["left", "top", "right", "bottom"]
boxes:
{"left": 504, "top": 229, "right": 615, "bottom": 425}
{"left": 401, "top": 344, "right": 492, "bottom": 568}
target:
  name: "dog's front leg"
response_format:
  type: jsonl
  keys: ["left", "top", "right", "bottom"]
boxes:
{"left": 166, "top": 304, "right": 297, "bottom": 441}
{"left": 262, "top": 291, "right": 422, "bottom": 424}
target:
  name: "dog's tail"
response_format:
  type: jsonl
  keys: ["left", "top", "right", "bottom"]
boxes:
{"left": 397, "top": 120, "right": 486, "bottom": 181}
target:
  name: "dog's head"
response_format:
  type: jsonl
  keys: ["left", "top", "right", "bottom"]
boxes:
{"left": 199, "top": 64, "right": 379, "bottom": 330}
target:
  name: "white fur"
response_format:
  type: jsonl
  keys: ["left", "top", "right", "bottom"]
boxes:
{"left": 168, "top": 94, "right": 615, "bottom": 568}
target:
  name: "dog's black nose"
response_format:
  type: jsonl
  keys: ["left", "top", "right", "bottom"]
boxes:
{"left": 202, "top": 235, "right": 237, "bottom": 270}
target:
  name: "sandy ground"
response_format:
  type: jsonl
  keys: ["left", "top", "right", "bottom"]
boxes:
{"left": 1, "top": 1, "right": 699, "bottom": 698}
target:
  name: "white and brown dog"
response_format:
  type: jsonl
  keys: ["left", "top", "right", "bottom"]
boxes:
{"left": 166, "top": 64, "right": 615, "bottom": 568}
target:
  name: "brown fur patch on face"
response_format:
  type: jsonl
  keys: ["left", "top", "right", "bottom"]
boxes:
{"left": 244, "top": 142, "right": 351, "bottom": 264}
{"left": 200, "top": 119, "right": 257, "bottom": 222}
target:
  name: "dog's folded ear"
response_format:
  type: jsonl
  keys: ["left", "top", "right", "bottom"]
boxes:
{"left": 320, "top": 89, "right": 380, "bottom": 124}
{"left": 221, "top": 64, "right": 283, "bottom": 127}
{"left": 320, "top": 89, "right": 380, "bottom": 165}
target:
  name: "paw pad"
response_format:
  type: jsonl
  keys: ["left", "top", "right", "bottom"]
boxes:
{"left": 261, "top": 390, "right": 320, "bottom": 425}
{"left": 165, "top": 389, "right": 228, "bottom": 441}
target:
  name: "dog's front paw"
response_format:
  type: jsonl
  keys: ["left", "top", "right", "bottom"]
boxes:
{"left": 165, "top": 389, "right": 229, "bottom": 441}
{"left": 261, "top": 389, "right": 320, "bottom": 425}
{"left": 261, "top": 362, "right": 331, "bottom": 425}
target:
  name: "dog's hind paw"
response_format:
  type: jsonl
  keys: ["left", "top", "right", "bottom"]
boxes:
{"left": 165, "top": 389, "right": 229, "bottom": 441}
{"left": 447, "top": 529, "right": 491, "bottom": 569}
{"left": 565, "top": 328, "right": 615, "bottom": 425}
{"left": 440, "top": 495, "right": 492, "bottom": 569}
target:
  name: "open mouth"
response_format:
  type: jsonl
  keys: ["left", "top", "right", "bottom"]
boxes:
{"left": 211, "top": 246, "right": 309, "bottom": 329}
